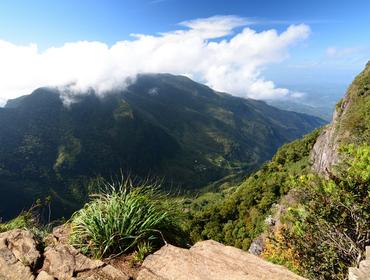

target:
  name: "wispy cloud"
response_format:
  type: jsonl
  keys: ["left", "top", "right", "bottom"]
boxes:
{"left": 0, "top": 15, "right": 311, "bottom": 105}
{"left": 325, "top": 46, "right": 365, "bottom": 58}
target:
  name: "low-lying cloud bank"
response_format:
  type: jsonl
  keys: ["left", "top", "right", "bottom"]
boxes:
{"left": 0, "top": 15, "right": 310, "bottom": 106}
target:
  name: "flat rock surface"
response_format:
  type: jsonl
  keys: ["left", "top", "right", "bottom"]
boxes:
{"left": 137, "top": 240, "right": 308, "bottom": 280}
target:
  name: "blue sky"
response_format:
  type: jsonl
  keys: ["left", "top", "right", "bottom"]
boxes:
{"left": 1, "top": 0, "right": 369, "bottom": 48}
{"left": 0, "top": 0, "right": 369, "bottom": 104}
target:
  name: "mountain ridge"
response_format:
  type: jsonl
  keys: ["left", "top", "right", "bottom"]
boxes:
{"left": 0, "top": 73, "right": 325, "bottom": 220}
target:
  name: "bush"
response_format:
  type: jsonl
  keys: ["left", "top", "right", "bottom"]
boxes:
{"left": 277, "top": 144, "right": 370, "bottom": 279}
{"left": 69, "top": 178, "right": 186, "bottom": 258}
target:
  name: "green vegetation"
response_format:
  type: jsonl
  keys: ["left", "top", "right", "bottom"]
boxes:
{"left": 0, "top": 205, "right": 54, "bottom": 247}
{"left": 268, "top": 144, "right": 370, "bottom": 279}
{"left": 337, "top": 62, "right": 370, "bottom": 144}
{"left": 184, "top": 63, "right": 370, "bottom": 279}
{"left": 132, "top": 241, "right": 154, "bottom": 263}
{"left": 0, "top": 74, "right": 324, "bottom": 221}
{"left": 1, "top": 65, "right": 368, "bottom": 278}
{"left": 69, "top": 178, "right": 186, "bottom": 259}
{"left": 186, "top": 128, "right": 322, "bottom": 250}
{"left": 186, "top": 133, "right": 369, "bottom": 280}
{"left": 0, "top": 211, "right": 34, "bottom": 233}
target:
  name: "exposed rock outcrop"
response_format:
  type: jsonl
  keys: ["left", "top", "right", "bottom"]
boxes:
{"left": 310, "top": 111, "right": 341, "bottom": 177}
{"left": 41, "top": 244, "right": 105, "bottom": 279}
{"left": 0, "top": 229, "right": 40, "bottom": 280}
{"left": 311, "top": 61, "right": 370, "bottom": 176}
{"left": 0, "top": 229, "right": 129, "bottom": 280}
{"left": 137, "top": 240, "right": 307, "bottom": 280}
{"left": 348, "top": 247, "right": 370, "bottom": 280}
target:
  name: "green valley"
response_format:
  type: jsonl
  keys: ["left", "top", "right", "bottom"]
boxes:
{"left": 0, "top": 74, "right": 324, "bottom": 220}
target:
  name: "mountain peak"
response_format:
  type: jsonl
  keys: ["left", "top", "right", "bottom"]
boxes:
{"left": 0, "top": 75, "right": 324, "bottom": 220}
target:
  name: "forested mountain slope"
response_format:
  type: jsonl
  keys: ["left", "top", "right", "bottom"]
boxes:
{"left": 187, "top": 62, "right": 370, "bottom": 279}
{"left": 0, "top": 74, "right": 324, "bottom": 220}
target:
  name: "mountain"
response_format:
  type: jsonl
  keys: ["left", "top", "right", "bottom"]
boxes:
{"left": 266, "top": 83, "right": 346, "bottom": 122}
{"left": 0, "top": 74, "right": 324, "bottom": 220}
{"left": 187, "top": 62, "right": 370, "bottom": 279}
{"left": 266, "top": 99, "right": 333, "bottom": 121}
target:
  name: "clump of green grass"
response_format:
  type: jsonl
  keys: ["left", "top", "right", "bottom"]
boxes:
{"left": 0, "top": 207, "right": 54, "bottom": 249}
{"left": 69, "top": 178, "right": 186, "bottom": 259}
{"left": 0, "top": 211, "right": 34, "bottom": 233}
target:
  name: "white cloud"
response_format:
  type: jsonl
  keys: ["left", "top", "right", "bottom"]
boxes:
{"left": 0, "top": 16, "right": 310, "bottom": 106}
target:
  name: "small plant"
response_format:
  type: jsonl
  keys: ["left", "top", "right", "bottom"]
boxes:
{"left": 0, "top": 200, "right": 43, "bottom": 233}
{"left": 0, "top": 212, "right": 33, "bottom": 233}
{"left": 132, "top": 241, "right": 154, "bottom": 263}
{"left": 69, "top": 177, "right": 186, "bottom": 259}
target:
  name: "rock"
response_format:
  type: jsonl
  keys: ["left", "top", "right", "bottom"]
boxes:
{"left": 74, "top": 252, "right": 105, "bottom": 273}
{"left": 137, "top": 240, "right": 308, "bottom": 280}
{"left": 310, "top": 118, "right": 341, "bottom": 177}
{"left": 348, "top": 246, "right": 370, "bottom": 280}
{"left": 42, "top": 244, "right": 77, "bottom": 279}
{"left": 0, "top": 228, "right": 130, "bottom": 280}
{"left": 0, "top": 229, "right": 40, "bottom": 267}
{"left": 36, "top": 271, "right": 55, "bottom": 280}
{"left": 42, "top": 244, "right": 104, "bottom": 280}
{"left": 248, "top": 237, "right": 264, "bottom": 256}
{"left": 0, "top": 257, "right": 35, "bottom": 280}
{"left": 44, "top": 224, "right": 71, "bottom": 247}
{"left": 78, "top": 264, "right": 129, "bottom": 280}
{"left": 0, "top": 229, "right": 39, "bottom": 280}
{"left": 265, "top": 215, "right": 276, "bottom": 227}
{"left": 52, "top": 225, "right": 71, "bottom": 244}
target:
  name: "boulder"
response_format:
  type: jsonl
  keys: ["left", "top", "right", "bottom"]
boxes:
{"left": 41, "top": 242, "right": 129, "bottom": 280}
{"left": 42, "top": 244, "right": 105, "bottom": 280}
{"left": 138, "top": 240, "right": 308, "bottom": 280}
{"left": 0, "top": 228, "right": 130, "bottom": 280}
{"left": 0, "top": 229, "right": 40, "bottom": 267}
{"left": 348, "top": 246, "right": 370, "bottom": 280}
{"left": 36, "top": 271, "right": 55, "bottom": 280}
{"left": 248, "top": 237, "right": 264, "bottom": 256}
{"left": 0, "top": 229, "right": 40, "bottom": 280}
{"left": 77, "top": 264, "right": 129, "bottom": 280}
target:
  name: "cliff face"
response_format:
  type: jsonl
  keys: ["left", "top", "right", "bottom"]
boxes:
{"left": 311, "top": 62, "right": 370, "bottom": 176}
{"left": 310, "top": 107, "right": 341, "bottom": 177}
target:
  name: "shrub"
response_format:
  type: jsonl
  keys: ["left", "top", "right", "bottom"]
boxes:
{"left": 69, "top": 178, "right": 186, "bottom": 258}
{"left": 278, "top": 144, "right": 370, "bottom": 279}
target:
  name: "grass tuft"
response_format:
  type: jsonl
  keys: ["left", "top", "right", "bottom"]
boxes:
{"left": 69, "top": 177, "right": 186, "bottom": 259}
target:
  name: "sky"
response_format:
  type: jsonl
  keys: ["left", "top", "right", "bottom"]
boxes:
{"left": 0, "top": 0, "right": 369, "bottom": 105}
